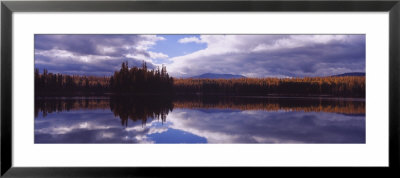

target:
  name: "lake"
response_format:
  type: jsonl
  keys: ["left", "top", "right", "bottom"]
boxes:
{"left": 34, "top": 95, "right": 365, "bottom": 143}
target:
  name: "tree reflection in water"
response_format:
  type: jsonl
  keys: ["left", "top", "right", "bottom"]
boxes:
{"left": 35, "top": 95, "right": 365, "bottom": 126}
{"left": 109, "top": 96, "right": 173, "bottom": 126}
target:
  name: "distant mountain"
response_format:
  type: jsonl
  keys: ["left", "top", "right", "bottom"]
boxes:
{"left": 333, "top": 72, "right": 365, "bottom": 77}
{"left": 191, "top": 73, "right": 246, "bottom": 79}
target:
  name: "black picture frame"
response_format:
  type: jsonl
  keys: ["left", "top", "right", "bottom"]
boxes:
{"left": 1, "top": 0, "right": 399, "bottom": 177}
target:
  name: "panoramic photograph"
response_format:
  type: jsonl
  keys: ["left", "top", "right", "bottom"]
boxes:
{"left": 34, "top": 34, "right": 366, "bottom": 144}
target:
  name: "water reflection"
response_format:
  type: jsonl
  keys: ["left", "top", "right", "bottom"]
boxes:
{"left": 166, "top": 109, "right": 364, "bottom": 143}
{"left": 109, "top": 96, "right": 173, "bottom": 126}
{"left": 35, "top": 96, "right": 365, "bottom": 143}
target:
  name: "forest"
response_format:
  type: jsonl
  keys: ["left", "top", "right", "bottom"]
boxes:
{"left": 174, "top": 76, "right": 365, "bottom": 97}
{"left": 35, "top": 61, "right": 173, "bottom": 96}
{"left": 35, "top": 61, "right": 365, "bottom": 98}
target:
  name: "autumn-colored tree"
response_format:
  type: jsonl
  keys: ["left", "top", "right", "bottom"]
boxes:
{"left": 173, "top": 76, "right": 365, "bottom": 97}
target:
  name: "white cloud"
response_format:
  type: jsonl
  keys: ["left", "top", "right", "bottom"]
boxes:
{"left": 148, "top": 51, "right": 169, "bottom": 59}
{"left": 178, "top": 36, "right": 204, "bottom": 44}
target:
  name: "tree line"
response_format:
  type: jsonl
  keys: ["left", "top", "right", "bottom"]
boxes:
{"left": 173, "top": 76, "right": 365, "bottom": 97}
{"left": 35, "top": 61, "right": 174, "bottom": 95}
{"left": 35, "top": 62, "right": 365, "bottom": 98}
{"left": 35, "top": 68, "right": 110, "bottom": 95}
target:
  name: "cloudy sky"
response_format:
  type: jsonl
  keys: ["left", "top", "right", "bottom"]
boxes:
{"left": 34, "top": 34, "right": 365, "bottom": 78}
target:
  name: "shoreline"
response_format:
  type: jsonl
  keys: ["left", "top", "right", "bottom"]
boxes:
{"left": 35, "top": 93, "right": 366, "bottom": 100}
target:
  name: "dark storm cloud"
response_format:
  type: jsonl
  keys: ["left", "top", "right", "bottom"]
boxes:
{"left": 35, "top": 54, "right": 156, "bottom": 76}
{"left": 35, "top": 34, "right": 148, "bottom": 57}
{"left": 34, "top": 34, "right": 165, "bottom": 76}
{"left": 257, "top": 40, "right": 365, "bottom": 77}
{"left": 169, "top": 35, "right": 366, "bottom": 77}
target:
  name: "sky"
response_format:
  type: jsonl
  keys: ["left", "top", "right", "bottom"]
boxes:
{"left": 34, "top": 34, "right": 365, "bottom": 78}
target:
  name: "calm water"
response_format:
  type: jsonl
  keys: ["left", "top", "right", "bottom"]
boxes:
{"left": 34, "top": 96, "right": 365, "bottom": 143}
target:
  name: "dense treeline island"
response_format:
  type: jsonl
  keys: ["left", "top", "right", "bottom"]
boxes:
{"left": 35, "top": 61, "right": 365, "bottom": 98}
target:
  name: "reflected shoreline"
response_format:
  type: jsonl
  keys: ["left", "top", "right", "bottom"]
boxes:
{"left": 35, "top": 95, "right": 365, "bottom": 124}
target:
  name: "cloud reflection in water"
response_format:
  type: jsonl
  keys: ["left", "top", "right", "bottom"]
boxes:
{"left": 35, "top": 97, "right": 365, "bottom": 143}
